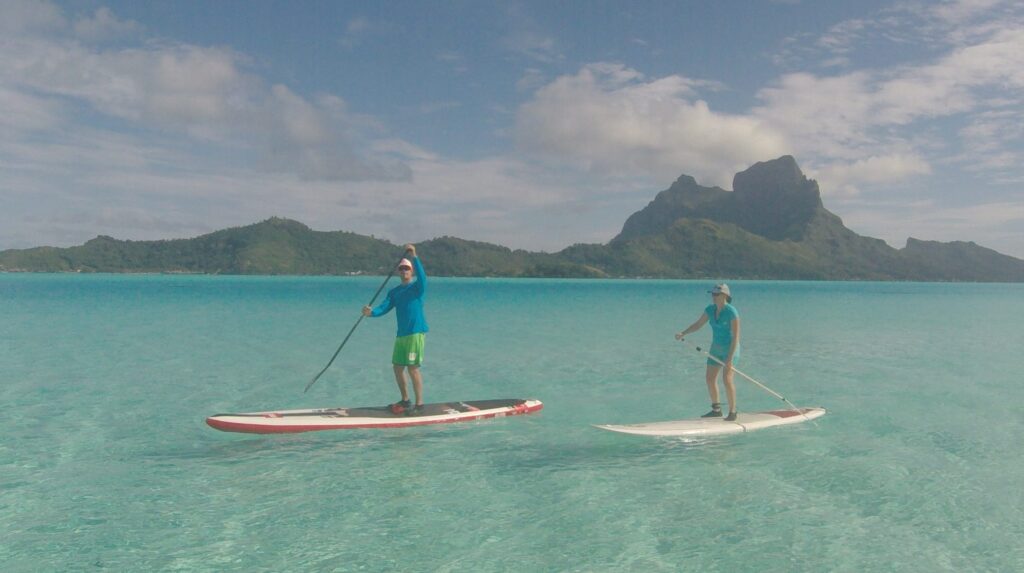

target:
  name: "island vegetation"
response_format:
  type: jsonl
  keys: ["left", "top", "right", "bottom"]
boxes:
{"left": 3, "top": 157, "right": 1022, "bottom": 281}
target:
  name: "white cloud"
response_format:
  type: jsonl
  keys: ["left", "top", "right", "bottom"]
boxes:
{"left": 755, "top": 22, "right": 1024, "bottom": 172}
{"left": 957, "top": 109, "right": 1024, "bottom": 170}
{"left": 516, "top": 63, "right": 789, "bottom": 187}
{"left": 0, "top": 87, "right": 62, "bottom": 131}
{"left": 503, "top": 32, "right": 561, "bottom": 64}
{"left": 816, "top": 18, "right": 869, "bottom": 54}
{"left": 0, "top": 0, "right": 65, "bottom": 36}
{"left": 516, "top": 68, "right": 547, "bottom": 92}
{"left": 754, "top": 72, "right": 876, "bottom": 157}
{"left": 1, "top": 141, "right": 622, "bottom": 251}
{"left": 371, "top": 139, "right": 439, "bottom": 161}
{"left": 1, "top": 37, "right": 257, "bottom": 126}
{"left": 931, "top": 0, "right": 1007, "bottom": 25}
{"left": 0, "top": 10, "right": 410, "bottom": 182}
{"left": 839, "top": 198, "right": 1024, "bottom": 257}
{"left": 73, "top": 7, "right": 142, "bottom": 43}
{"left": 812, "top": 154, "right": 932, "bottom": 197}
{"left": 291, "top": 156, "right": 639, "bottom": 250}
{"left": 340, "top": 17, "right": 371, "bottom": 48}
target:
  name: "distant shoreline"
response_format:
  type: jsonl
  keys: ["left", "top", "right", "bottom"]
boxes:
{"left": 4, "top": 268, "right": 1020, "bottom": 284}
{"left": 3, "top": 158, "right": 1022, "bottom": 282}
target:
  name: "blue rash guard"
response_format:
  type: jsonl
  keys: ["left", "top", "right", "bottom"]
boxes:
{"left": 371, "top": 257, "right": 429, "bottom": 337}
{"left": 705, "top": 303, "right": 740, "bottom": 365}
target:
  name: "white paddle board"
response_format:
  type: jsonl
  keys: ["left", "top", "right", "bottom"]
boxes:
{"left": 207, "top": 398, "right": 543, "bottom": 434}
{"left": 594, "top": 407, "right": 826, "bottom": 437}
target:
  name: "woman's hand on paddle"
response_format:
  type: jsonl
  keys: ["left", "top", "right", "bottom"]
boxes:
{"left": 677, "top": 314, "right": 707, "bottom": 341}
{"left": 404, "top": 243, "right": 416, "bottom": 257}
{"left": 362, "top": 305, "right": 373, "bottom": 317}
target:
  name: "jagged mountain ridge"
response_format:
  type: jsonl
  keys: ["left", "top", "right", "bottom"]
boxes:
{"left": 616, "top": 156, "right": 825, "bottom": 243}
{"left": 573, "top": 155, "right": 1018, "bottom": 280}
{"left": 1, "top": 157, "right": 1021, "bottom": 281}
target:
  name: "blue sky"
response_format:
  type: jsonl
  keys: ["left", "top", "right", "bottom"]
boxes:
{"left": 2, "top": 0, "right": 1023, "bottom": 257}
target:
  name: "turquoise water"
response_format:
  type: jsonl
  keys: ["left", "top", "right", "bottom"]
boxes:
{"left": 2, "top": 274, "right": 1023, "bottom": 572}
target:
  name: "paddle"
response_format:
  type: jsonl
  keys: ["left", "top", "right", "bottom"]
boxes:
{"left": 680, "top": 339, "right": 811, "bottom": 422}
{"left": 304, "top": 253, "right": 407, "bottom": 393}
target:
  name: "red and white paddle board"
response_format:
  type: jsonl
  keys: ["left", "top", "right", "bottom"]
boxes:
{"left": 594, "top": 407, "right": 826, "bottom": 437}
{"left": 207, "top": 398, "right": 543, "bottom": 434}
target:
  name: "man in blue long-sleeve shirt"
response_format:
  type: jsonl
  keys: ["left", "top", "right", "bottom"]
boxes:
{"left": 363, "top": 244, "right": 429, "bottom": 415}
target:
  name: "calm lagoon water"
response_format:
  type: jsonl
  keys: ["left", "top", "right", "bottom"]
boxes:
{"left": 1, "top": 274, "right": 1022, "bottom": 571}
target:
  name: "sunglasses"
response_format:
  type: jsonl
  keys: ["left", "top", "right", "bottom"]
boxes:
{"left": 398, "top": 266, "right": 412, "bottom": 271}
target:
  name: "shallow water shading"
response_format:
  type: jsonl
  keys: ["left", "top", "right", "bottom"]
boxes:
{"left": 1, "top": 275, "right": 1022, "bottom": 571}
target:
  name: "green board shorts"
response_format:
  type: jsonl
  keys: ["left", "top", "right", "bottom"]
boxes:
{"left": 707, "top": 343, "right": 740, "bottom": 367}
{"left": 392, "top": 333, "right": 426, "bottom": 366}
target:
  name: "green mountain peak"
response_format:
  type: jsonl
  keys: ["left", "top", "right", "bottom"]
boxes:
{"left": 2, "top": 156, "right": 1022, "bottom": 281}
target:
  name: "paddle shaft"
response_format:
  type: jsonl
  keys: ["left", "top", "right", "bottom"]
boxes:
{"left": 304, "top": 255, "right": 405, "bottom": 393}
{"left": 683, "top": 340, "right": 810, "bottom": 421}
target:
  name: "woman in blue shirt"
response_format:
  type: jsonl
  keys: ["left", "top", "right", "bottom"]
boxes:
{"left": 676, "top": 283, "right": 741, "bottom": 421}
